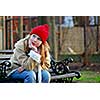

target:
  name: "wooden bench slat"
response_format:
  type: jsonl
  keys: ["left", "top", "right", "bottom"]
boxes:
{"left": 0, "top": 57, "right": 11, "bottom": 60}
{"left": 51, "top": 73, "right": 78, "bottom": 80}
{"left": 0, "top": 55, "right": 12, "bottom": 60}
{"left": 0, "top": 50, "right": 13, "bottom": 54}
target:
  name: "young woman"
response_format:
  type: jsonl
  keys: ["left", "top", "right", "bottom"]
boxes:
{"left": 8, "top": 24, "right": 51, "bottom": 83}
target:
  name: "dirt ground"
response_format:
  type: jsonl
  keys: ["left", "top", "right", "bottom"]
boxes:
{"left": 69, "top": 62, "right": 100, "bottom": 72}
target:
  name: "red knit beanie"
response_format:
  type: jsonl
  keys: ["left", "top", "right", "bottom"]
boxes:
{"left": 30, "top": 24, "right": 49, "bottom": 43}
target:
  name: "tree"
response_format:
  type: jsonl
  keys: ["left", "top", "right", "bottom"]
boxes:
{"left": 81, "top": 16, "right": 96, "bottom": 66}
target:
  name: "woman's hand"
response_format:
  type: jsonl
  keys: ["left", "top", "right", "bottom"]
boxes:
{"left": 28, "top": 50, "right": 41, "bottom": 63}
{"left": 17, "top": 67, "right": 24, "bottom": 73}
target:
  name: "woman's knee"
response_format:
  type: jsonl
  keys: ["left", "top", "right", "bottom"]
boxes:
{"left": 42, "top": 70, "right": 51, "bottom": 83}
{"left": 24, "top": 70, "right": 36, "bottom": 83}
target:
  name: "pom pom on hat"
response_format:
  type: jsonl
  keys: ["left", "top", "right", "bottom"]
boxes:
{"left": 30, "top": 24, "right": 49, "bottom": 43}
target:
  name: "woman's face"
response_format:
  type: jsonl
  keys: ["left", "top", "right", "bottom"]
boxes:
{"left": 29, "top": 34, "right": 42, "bottom": 49}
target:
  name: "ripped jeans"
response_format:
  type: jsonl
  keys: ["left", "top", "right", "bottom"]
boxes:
{"left": 8, "top": 69, "right": 51, "bottom": 83}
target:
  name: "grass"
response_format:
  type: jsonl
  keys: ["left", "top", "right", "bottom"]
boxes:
{"left": 73, "top": 70, "right": 100, "bottom": 83}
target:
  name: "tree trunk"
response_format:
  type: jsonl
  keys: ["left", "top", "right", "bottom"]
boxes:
{"left": 51, "top": 16, "right": 58, "bottom": 60}
{"left": 82, "top": 17, "right": 90, "bottom": 66}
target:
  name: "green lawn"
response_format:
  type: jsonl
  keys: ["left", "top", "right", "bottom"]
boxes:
{"left": 73, "top": 70, "right": 100, "bottom": 83}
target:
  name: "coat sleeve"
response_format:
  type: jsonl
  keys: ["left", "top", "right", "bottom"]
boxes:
{"left": 14, "top": 48, "right": 37, "bottom": 70}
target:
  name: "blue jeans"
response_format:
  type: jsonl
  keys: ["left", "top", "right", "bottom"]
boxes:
{"left": 8, "top": 69, "right": 51, "bottom": 83}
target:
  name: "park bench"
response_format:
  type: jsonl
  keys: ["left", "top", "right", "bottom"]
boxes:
{"left": 0, "top": 50, "right": 81, "bottom": 83}
{"left": 0, "top": 50, "right": 13, "bottom": 61}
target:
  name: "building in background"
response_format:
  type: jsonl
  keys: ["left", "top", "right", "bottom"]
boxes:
{"left": 0, "top": 16, "right": 100, "bottom": 59}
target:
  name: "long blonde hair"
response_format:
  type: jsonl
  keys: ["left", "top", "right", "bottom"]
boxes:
{"left": 40, "top": 41, "right": 50, "bottom": 69}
